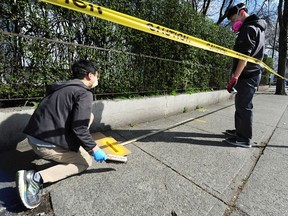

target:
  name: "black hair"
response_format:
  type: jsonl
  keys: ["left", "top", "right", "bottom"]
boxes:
{"left": 226, "top": 3, "right": 248, "bottom": 20}
{"left": 71, "top": 59, "right": 99, "bottom": 79}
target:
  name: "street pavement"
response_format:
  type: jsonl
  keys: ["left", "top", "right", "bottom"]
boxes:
{"left": 0, "top": 87, "right": 288, "bottom": 216}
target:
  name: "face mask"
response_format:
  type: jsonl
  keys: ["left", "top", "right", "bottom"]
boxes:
{"left": 232, "top": 20, "right": 243, "bottom": 32}
{"left": 91, "top": 79, "right": 98, "bottom": 88}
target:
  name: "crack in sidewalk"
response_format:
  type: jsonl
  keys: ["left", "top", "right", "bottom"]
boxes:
{"left": 223, "top": 103, "right": 288, "bottom": 216}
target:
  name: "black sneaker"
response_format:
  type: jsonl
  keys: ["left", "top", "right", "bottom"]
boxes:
{"left": 16, "top": 170, "right": 42, "bottom": 209}
{"left": 223, "top": 129, "right": 236, "bottom": 138}
{"left": 224, "top": 138, "right": 251, "bottom": 148}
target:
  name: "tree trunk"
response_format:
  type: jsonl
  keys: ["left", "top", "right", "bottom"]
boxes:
{"left": 275, "top": 0, "right": 288, "bottom": 95}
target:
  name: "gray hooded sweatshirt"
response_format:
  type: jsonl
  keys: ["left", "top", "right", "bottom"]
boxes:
{"left": 232, "top": 14, "right": 267, "bottom": 79}
{"left": 24, "top": 79, "right": 96, "bottom": 152}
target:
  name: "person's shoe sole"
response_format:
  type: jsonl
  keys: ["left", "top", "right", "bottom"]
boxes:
{"left": 16, "top": 170, "right": 40, "bottom": 209}
{"left": 224, "top": 139, "right": 251, "bottom": 148}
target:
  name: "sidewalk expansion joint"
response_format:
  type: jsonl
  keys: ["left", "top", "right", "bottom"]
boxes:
{"left": 113, "top": 104, "right": 237, "bottom": 209}
{"left": 224, "top": 103, "right": 288, "bottom": 216}
{"left": 133, "top": 143, "right": 230, "bottom": 207}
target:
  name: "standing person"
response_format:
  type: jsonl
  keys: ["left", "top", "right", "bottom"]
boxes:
{"left": 224, "top": 3, "right": 267, "bottom": 148}
{"left": 16, "top": 59, "right": 107, "bottom": 209}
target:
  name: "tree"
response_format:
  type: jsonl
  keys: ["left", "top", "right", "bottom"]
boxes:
{"left": 216, "top": 0, "right": 234, "bottom": 25}
{"left": 187, "top": 0, "right": 217, "bottom": 16}
{"left": 275, "top": 0, "right": 288, "bottom": 95}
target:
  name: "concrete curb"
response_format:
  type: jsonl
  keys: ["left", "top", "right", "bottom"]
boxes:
{"left": 0, "top": 90, "right": 231, "bottom": 152}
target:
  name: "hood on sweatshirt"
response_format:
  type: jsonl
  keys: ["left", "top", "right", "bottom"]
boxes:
{"left": 242, "top": 14, "right": 267, "bottom": 32}
{"left": 45, "top": 79, "right": 89, "bottom": 95}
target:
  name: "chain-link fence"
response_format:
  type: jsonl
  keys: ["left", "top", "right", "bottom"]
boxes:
{"left": 0, "top": 31, "right": 231, "bottom": 107}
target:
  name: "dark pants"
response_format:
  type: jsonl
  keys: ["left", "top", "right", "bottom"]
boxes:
{"left": 234, "top": 74, "right": 261, "bottom": 142}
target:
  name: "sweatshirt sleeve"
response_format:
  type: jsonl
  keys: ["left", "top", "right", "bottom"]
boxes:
{"left": 237, "top": 26, "right": 257, "bottom": 56}
{"left": 71, "top": 91, "right": 96, "bottom": 152}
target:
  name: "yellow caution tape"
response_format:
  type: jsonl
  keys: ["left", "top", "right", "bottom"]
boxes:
{"left": 40, "top": 0, "right": 285, "bottom": 80}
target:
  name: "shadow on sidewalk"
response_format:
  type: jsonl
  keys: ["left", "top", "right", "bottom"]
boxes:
{"left": 113, "top": 129, "right": 288, "bottom": 149}
{"left": 3, "top": 126, "right": 286, "bottom": 214}
{"left": 113, "top": 129, "right": 236, "bottom": 148}
{"left": 0, "top": 149, "right": 37, "bottom": 214}
{"left": 0, "top": 147, "right": 116, "bottom": 215}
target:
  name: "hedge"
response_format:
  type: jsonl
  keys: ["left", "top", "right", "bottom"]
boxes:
{"left": 0, "top": 0, "right": 236, "bottom": 106}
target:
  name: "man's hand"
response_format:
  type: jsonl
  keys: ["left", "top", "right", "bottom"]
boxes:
{"left": 92, "top": 148, "right": 107, "bottom": 162}
{"left": 227, "top": 77, "right": 238, "bottom": 93}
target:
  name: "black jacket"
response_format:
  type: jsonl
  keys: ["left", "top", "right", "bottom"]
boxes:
{"left": 24, "top": 79, "right": 96, "bottom": 152}
{"left": 232, "top": 14, "right": 267, "bottom": 79}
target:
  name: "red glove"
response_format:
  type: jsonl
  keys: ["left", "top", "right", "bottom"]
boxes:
{"left": 227, "top": 77, "right": 238, "bottom": 93}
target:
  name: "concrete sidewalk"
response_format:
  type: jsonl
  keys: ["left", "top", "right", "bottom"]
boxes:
{"left": 1, "top": 87, "right": 288, "bottom": 216}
